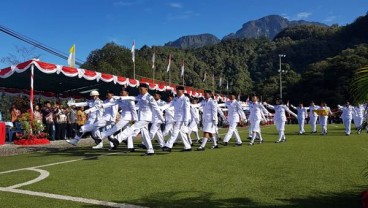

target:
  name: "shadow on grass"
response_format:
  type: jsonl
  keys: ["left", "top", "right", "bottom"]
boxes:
{"left": 81, "top": 190, "right": 361, "bottom": 208}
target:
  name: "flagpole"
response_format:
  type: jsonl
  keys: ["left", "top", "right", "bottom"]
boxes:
{"left": 212, "top": 66, "right": 215, "bottom": 94}
{"left": 169, "top": 70, "right": 171, "bottom": 87}
{"left": 133, "top": 61, "right": 136, "bottom": 80}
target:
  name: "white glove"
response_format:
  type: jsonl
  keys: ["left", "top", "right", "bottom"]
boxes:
{"left": 84, "top": 109, "right": 91, "bottom": 114}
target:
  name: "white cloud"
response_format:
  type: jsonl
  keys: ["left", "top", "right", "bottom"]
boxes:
{"left": 296, "top": 12, "right": 312, "bottom": 19}
{"left": 323, "top": 16, "right": 337, "bottom": 22}
{"left": 168, "top": 10, "right": 199, "bottom": 20}
{"left": 281, "top": 13, "right": 290, "bottom": 20}
{"left": 168, "top": 2, "right": 183, "bottom": 9}
{"left": 113, "top": 1, "right": 133, "bottom": 7}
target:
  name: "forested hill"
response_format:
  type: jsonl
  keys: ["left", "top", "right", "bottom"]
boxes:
{"left": 81, "top": 14, "right": 368, "bottom": 106}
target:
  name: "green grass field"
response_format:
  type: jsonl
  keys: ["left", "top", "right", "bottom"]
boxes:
{"left": 0, "top": 124, "right": 367, "bottom": 208}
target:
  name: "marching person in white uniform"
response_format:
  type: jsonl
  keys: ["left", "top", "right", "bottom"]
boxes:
{"left": 162, "top": 92, "right": 175, "bottom": 138}
{"left": 307, "top": 101, "right": 320, "bottom": 134}
{"left": 353, "top": 103, "right": 366, "bottom": 131}
{"left": 290, "top": 103, "right": 308, "bottom": 135}
{"left": 249, "top": 96, "right": 267, "bottom": 146}
{"left": 149, "top": 91, "right": 166, "bottom": 148}
{"left": 66, "top": 90, "right": 104, "bottom": 146}
{"left": 317, "top": 102, "right": 333, "bottom": 135}
{"left": 108, "top": 83, "right": 164, "bottom": 156}
{"left": 222, "top": 92, "right": 247, "bottom": 146}
{"left": 162, "top": 86, "right": 192, "bottom": 152}
{"left": 196, "top": 90, "right": 219, "bottom": 150}
{"left": 264, "top": 98, "right": 297, "bottom": 143}
{"left": 91, "top": 91, "right": 119, "bottom": 149}
{"left": 188, "top": 97, "right": 201, "bottom": 143}
{"left": 338, "top": 101, "right": 353, "bottom": 136}
{"left": 90, "top": 87, "right": 138, "bottom": 151}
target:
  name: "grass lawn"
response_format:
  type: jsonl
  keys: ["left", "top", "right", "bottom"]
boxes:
{"left": 0, "top": 124, "right": 367, "bottom": 208}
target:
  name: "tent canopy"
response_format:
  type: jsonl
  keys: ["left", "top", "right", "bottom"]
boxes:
{"left": 0, "top": 60, "right": 217, "bottom": 100}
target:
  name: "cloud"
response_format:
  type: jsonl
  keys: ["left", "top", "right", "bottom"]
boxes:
{"left": 167, "top": 10, "right": 199, "bottom": 20}
{"left": 113, "top": 1, "right": 133, "bottom": 7}
{"left": 296, "top": 12, "right": 311, "bottom": 19}
{"left": 323, "top": 15, "right": 337, "bottom": 22}
{"left": 281, "top": 13, "right": 290, "bottom": 20}
{"left": 168, "top": 2, "right": 183, "bottom": 9}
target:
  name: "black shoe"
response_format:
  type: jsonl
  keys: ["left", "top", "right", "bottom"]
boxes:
{"left": 107, "top": 137, "right": 120, "bottom": 148}
{"left": 142, "top": 153, "right": 154, "bottom": 156}
{"left": 122, "top": 140, "right": 128, "bottom": 145}
{"left": 137, "top": 144, "right": 147, "bottom": 149}
{"left": 235, "top": 143, "right": 242, "bottom": 147}
{"left": 108, "top": 146, "right": 117, "bottom": 151}
{"left": 162, "top": 147, "right": 172, "bottom": 152}
{"left": 248, "top": 143, "right": 254, "bottom": 146}
{"left": 94, "top": 138, "right": 102, "bottom": 145}
{"left": 275, "top": 141, "right": 281, "bottom": 143}
{"left": 211, "top": 145, "right": 218, "bottom": 149}
{"left": 127, "top": 148, "right": 136, "bottom": 152}
{"left": 181, "top": 148, "right": 192, "bottom": 152}
{"left": 196, "top": 147, "right": 205, "bottom": 151}
{"left": 247, "top": 137, "right": 252, "bottom": 140}
{"left": 222, "top": 142, "right": 228, "bottom": 146}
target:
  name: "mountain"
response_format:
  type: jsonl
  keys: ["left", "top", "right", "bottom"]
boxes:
{"left": 165, "top": 33, "right": 220, "bottom": 49}
{"left": 223, "top": 15, "right": 327, "bottom": 40}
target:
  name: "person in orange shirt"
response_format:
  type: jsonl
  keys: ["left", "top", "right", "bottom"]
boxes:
{"left": 76, "top": 106, "right": 86, "bottom": 130}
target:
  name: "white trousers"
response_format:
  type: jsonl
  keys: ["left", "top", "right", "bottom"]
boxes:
{"left": 163, "top": 122, "right": 174, "bottom": 137}
{"left": 223, "top": 122, "right": 242, "bottom": 144}
{"left": 115, "top": 120, "right": 153, "bottom": 153}
{"left": 319, "top": 116, "right": 328, "bottom": 134}
{"left": 354, "top": 116, "right": 363, "bottom": 129}
{"left": 150, "top": 122, "right": 165, "bottom": 147}
{"left": 343, "top": 118, "right": 352, "bottom": 134}
{"left": 100, "top": 119, "right": 130, "bottom": 139}
{"left": 164, "top": 122, "right": 192, "bottom": 149}
{"left": 310, "top": 116, "right": 318, "bottom": 132}
{"left": 276, "top": 121, "right": 286, "bottom": 142}
{"left": 298, "top": 116, "right": 305, "bottom": 134}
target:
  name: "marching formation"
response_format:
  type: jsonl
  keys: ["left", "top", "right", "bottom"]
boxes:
{"left": 65, "top": 83, "right": 368, "bottom": 156}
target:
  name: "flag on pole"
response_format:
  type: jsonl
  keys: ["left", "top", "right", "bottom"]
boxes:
{"left": 180, "top": 60, "right": 185, "bottom": 77}
{"left": 131, "top": 41, "right": 135, "bottom": 63}
{"left": 166, "top": 54, "right": 171, "bottom": 72}
{"left": 67, "top": 44, "right": 75, "bottom": 67}
{"left": 203, "top": 72, "right": 207, "bottom": 82}
{"left": 219, "top": 77, "right": 222, "bottom": 87}
{"left": 152, "top": 52, "right": 155, "bottom": 69}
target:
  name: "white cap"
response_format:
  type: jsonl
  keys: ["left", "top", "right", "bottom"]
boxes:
{"left": 89, "top": 90, "right": 99, "bottom": 96}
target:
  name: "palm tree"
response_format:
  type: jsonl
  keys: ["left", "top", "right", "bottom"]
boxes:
{"left": 352, "top": 66, "right": 368, "bottom": 103}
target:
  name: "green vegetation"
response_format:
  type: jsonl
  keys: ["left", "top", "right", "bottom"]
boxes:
{"left": 0, "top": 124, "right": 367, "bottom": 207}
{"left": 81, "top": 15, "right": 368, "bottom": 106}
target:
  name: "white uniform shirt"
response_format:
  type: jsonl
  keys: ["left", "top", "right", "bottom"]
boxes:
{"left": 266, "top": 104, "right": 296, "bottom": 122}
{"left": 152, "top": 99, "right": 167, "bottom": 123}
{"left": 103, "top": 98, "right": 119, "bottom": 122}
{"left": 172, "top": 95, "right": 191, "bottom": 123}
{"left": 87, "top": 99, "right": 104, "bottom": 121}
{"left": 249, "top": 102, "right": 265, "bottom": 122}
{"left": 291, "top": 105, "right": 308, "bottom": 119}
{"left": 225, "top": 100, "right": 246, "bottom": 123}
{"left": 136, "top": 93, "right": 164, "bottom": 122}
{"left": 164, "top": 101, "right": 175, "bottom": 124}
{"left": 200, "top": 98, "right": 217, "bottom": 124}
{"left": 308, "top": 105, "right": 320, "bottom": 118}
{"left": 338, "top": 105, "right": 353, "bottom": 120}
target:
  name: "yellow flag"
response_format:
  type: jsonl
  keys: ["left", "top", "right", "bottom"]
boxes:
{"left": 68, "top": 44, "right": 75, "bottom": 67}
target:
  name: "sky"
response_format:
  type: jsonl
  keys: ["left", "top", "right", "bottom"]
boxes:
{"left": 0, "top": 0, "right": 367, "bottom": 68}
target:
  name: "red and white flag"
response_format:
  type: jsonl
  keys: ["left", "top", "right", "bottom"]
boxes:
{"left": 180, "top": 60, "right": 185, "bottom": 77}
{"left": 131, "top": 41, "right": 135, "bottom": 63}
{"left": 152, "top": 52, "right": 155, "bottom": 69}
{"left": 166, "top": 54, "right": 171, "bottom": 72}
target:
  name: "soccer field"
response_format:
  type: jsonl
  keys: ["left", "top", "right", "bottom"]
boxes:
{"left": 0, "top": 124, "right": 367, "bottom": 208}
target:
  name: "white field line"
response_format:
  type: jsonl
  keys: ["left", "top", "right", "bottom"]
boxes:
{"left": 0, "top": 152, "right": 122, "bottom": 175}
{"left": 7, "top": 168, "right": 49, "bottom": 189}
{"left": 0, "top": 187, "right": 144, "bottom": 208}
